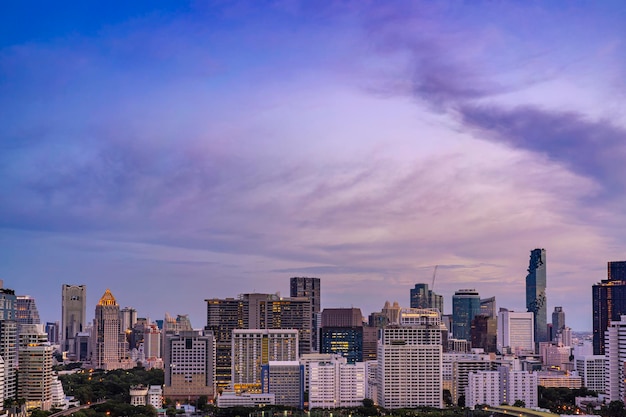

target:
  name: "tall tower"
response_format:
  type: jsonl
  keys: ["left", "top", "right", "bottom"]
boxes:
{"left": 16, "top": 295, "right": 41, "bottom": 325}
{"left": 410, "top": 283, "right": 444, "bottom": 313}
{"left": 0, "top": 282, "right": 17, "bottom": 401}
{"left": 61, "top": 284, "right": 86, "bottom": 355}
{"left": 290, "top": 277, "right": 321, "bottom": 352}
{"left": 592, "top": 261, "right": 626, "bottom": 355}
{"left": 452, "top": 289, "right": 481, "bottom": 341}
{"left": 552, "top": 307, "right": 565, "bottom": 334}
{"left": 526, "top": 248, "right": 547, "bottom": 343}
{"left": 93, "top": 289, "right": 129, "bottom": 370}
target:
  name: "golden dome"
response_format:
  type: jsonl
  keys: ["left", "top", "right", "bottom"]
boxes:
{"left": 98, "top": 288, "right": 117, "bottom": 306}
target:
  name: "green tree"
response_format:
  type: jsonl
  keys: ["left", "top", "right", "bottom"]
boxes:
{"left": 513, "top": 400, "right": 526, "bottom": 408}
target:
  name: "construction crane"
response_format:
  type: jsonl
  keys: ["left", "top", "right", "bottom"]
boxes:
{"left": 431, "top": 265, "right": 438, "bottom": 290}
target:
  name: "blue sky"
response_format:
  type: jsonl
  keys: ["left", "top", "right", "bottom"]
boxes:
{"left": 2, "top": 1, "right": 626, "bottom": 331}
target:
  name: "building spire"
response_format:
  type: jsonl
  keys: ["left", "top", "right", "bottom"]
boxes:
{"left": 98, "top": 288, "right": 117, "bottom": 306}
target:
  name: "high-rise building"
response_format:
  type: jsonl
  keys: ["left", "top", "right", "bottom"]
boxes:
{"left": 16, "top": 295, "right": 41, "bottom": 326}
{"left": 290, "top": 277, "right": 321, "bottom": 352}
{"left": 18, "top": 324, "right": 54, "bottom": 410}
{"left": 575, "top": 355, "right": 605, "bottom": 393}
{"left": 261, "top": 361, "right": 304, "bottom": 409}
{"left": 452, "top": 289, "right": 481, "bottom": 341}
{"left": 592, "top": 261, "right": 626, "bottom": 355}
{"left": 164, "top": 330, "right": 216, "bottom": 400}
{"left": 92, "top": 289, "right": 131, "bottom": 370}
{"left": 470, "top": 315, "right": 497, "bottom": 353}
{"left": 120, "top": 307, "right": 137, "bottom": 332}
{"left": 308, "top": 356, "right": 366, "bottom": 409}
{"left": 205, "top": 298, "right": 245, "bottom": 391}
{"left": 0, "top": 282, "right": 17, "bottom": 401}
{"left": 497, "top": 309, "right": 534, "bottom": 354}
{"left": 376, "top": 308, "right": 443, "bottom": 409}
{"left": 232, "top": 329, "right": 298, "bottom": 393}
{"left": 526, "top": 248, "right": 548, "bottom": 343}
{"left": 605, "top": 314, "right": 626, "bottom": 401}
{"left": 62, "top": 284, "right": 86, "bottom": 355}
{"left": 410, "top": 283, "right": 444, "bottom": 313}
{"left": 552, "top": 306, "right": 565, "bottom": 333}
{"left": 320, "top": 308, "right": 363, "bottom": 364}
{"left": 479, "top": 297, "right": 497, "bottom": 319}
{"left": 45, "top": 321, "right": 60, "bottom": 344}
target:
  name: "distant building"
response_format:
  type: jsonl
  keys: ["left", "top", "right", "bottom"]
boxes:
{"left": 452, "top": 289, "right": 481, "bottom": 341}
{"left": 537, "top": 371, "right": 582, "bottom": 389}
{"left": 261, "top": 361, "right": 304, "bottom": 409}
{"left": 410, "top": 283, "right": 443, "bottom": 313}
{"left": 443, "top": 352, "right": 494, "bottom": 404}
{"left": 62, "top": 284, "right": 86, "bottom": 356}
{"left": 497, "top": 309, "right": 534, "bottom": 354}
{"left": 290, "top": 277, "right": 321, "bottom": 352}
{"left": 147, "top": 385, "right": 163, "bottom": 409}
{"left": 216, "top": 391, "right": 275, "bottom": 408}
{"left": 0, "top": 282, "right": 18, "bottom": 400}
{"left": 479, "top": 297, "right": 497, "bottom": 319}
{"left": 92, "top": 289, "right": 132, "bottom": 370}
{"left": 320, "top": 308, "right": 363, "bottom": 363}
{"left": 470, "top": 315, "right": 497, "bottom": 353}
{"left": 232, "top": 329, "right": 298, "bottom": 393}
{"left": 605, "top": 314, "right": 626, "bottom": 401}
{"left": 45, "top": 321, "right": 60, "bottom": 345}
{"left": 16, "top": 295, "right": 41, "bottom": 326}
{"left": 130, "top": 385, "right": 149, "bottom": 406}
{"left": 526, "top": 248, "right": 548, "bottom": 344}
{"left": 592, "top": 261, "right": 626, "bottom": 355}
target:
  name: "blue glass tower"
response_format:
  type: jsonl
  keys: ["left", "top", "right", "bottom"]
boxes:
{"left": 452, "top": 289, "right": 481, "bottom": 341}
{"left": 526, "top": 248, "right": 547, "bottom": 344}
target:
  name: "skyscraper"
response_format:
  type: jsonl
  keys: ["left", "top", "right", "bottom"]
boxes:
{"left": 62, "top": 284, "right": 86, "bottom": 355}
{"left": 290, "top": 277, "right": 321, "bottom": 352}
{"left": 92, "top": 289, "right": 131, "bottom": 370}
{"left": 605, "top": 314, "right": 626, "bottom": 402}
{"left": 593, "top": 261, "right": 626, "bottom": 355}
{"left": 16, "top": 295, "right": 41, "bottom": 325}
{"left": 552, "top": 307, "right": 565, "bottom": 334}
{"left": 452, "top": 289, "right": 481, "bottom": 341}
{"left": 497, "top": 308, "right": 534, "bottom": 354}
{"left": 526, "top": 248, "right": 548, "bottom": 343}
{"left": 410, "top": 283, "right": 444, "bottom": 313}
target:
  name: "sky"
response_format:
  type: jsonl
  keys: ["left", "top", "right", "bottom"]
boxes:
{"left": 1, "top": 1, "right": 626, "bottom": 332}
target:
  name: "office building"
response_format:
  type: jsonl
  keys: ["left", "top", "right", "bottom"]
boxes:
{"left": 62, "top": 284, "right": 86, "bottom": 355}
{"left": 261, "top": 361, "right": 304, "bottom": 409}
{"left": 120, "top": 307, "right": 138, "bottom": 332}
{"left": 444, "top": 353, "right": 494, "bottom": 404}
{"left": 410, "top": 283, "right": 443, "bottom": 313}
{"left": 479, "top": 297, "right": 497, "bottom": 319}
{"left": 605, "top": 314, "right": 626, "bottom": 401}
{"left": 537, "top": 371, "right": 582, "bottom": 388}
{"left": 497, "top": 309, "right": 534, "bottom": 354}
{"left": 164, "top": 330, "right": 216, "bottom": 400}
{"left": 16, "top": 295, "right": 41, "bottom": 325}
{"left": 592, "top": 261, "right": 626, "bottom": 355}
{"left": 575, "top": 355, "right": 605, "bottom": 393}
{"left": 232, "top": 329, "right": 298, "bottom": 392}
{"left": 45, "top": 321, "right": 60, "bottom": 344}
{"left": 466, "top": 367, "right": 537, "bottom": 409}
{"left": 308, "top": 357, "right": 366, "bottom": 408}
{"left": 452, "top": 289, "right": 481, "bottom": 341}
{"left": 320, "top": 308, "right": 363, "bottom": 363}
{"left": 0, "top": 282, "right": 17, "bottom": 400}
{"left": 362, "top": 326, "right": 378, "bottom": 361}
{"left": 552, "top": 306, "right": 565, "bottom": 333}
{"left": 470, "top": 315, "right": 497, "bottom": 353}
{"left": 205, "top": 297, "right": 245, "bottom": 390}
{"left": 217, "top": 391, "right": 275, "bottom": 408}
{"left": 18, "top": 324, "right": 54, "bottom": 410}
{"left": 376, "top": 308, "right": 443, "bottom": 409}
{"left": 291, "top": 277, "right": 321, "bottom": 352}
{"left": 526, "top": 248, "right": 548, "bottom": 343}
{"left": 92, "top": 289, "right": 131, "bottom": 370}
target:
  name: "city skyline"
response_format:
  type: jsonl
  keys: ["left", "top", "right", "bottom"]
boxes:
{"left": 2, "top": 2, "right": 626, "bottom": 332}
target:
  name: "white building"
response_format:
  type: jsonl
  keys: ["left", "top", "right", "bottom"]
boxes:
{"left": 18, "top": 324, "right": 54, "bottom": 410}
{"left": 575, "top": 355, "right": 605, "bottom": 393}
{"left": 147, "top": 385, "right": 163, "bottom": 409}
{"left": 130, "top": 385, "right": 148, "bottom": 406}
{"left": 216, "top": 391, "right": 275, "bottom": 408}
{"left": 308, "top": 357, "right": 366, "bottom": 408}
{"left": 442, "top": 353, "right": 494, "bottom": 404}
{"left": 376, "top": 308, "right": 443, "bottom": 409}
{"left": 232, "top": 329, "right": 298, "bottom": 392}
{"left": 300, "top": 353, "right": 343, "bottom": 392}
{"left": 605, "top": 315, "right": 626, "bottom": 401}
{"left": 466, "top": 366, "right": 537, "bottom": 409}
{"left": 497, "top": 309, "right": 534, "bottom": 354}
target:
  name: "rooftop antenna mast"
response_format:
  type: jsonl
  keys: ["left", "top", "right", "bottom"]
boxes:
{"left": 431, "top": 265, "right": 438, "bottom": 290}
